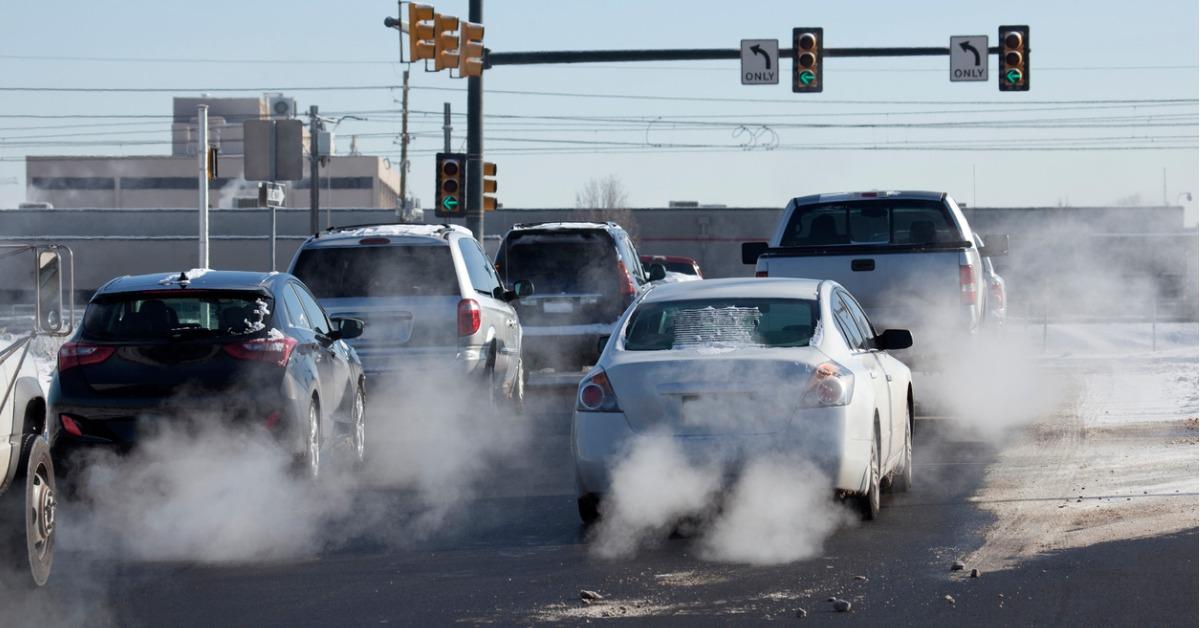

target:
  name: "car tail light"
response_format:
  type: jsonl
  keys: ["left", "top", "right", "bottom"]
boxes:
{"left": 577, "top": 369, "right": 622, "bottom": 412}
{"left": 58, "top": 341, "right": 115, "bottom": 372}
{"left": 959, "top": 264, "right": 977, "bottom": 305}
{"left": 223, "top": 337, "right": 298, "bottom": 367}
{"left": 989, "top": 281, "right": 1005, "bottom": 309}
{"left": 264, "top": 411, "right": 282, "bottom": 430}
{"left": 60, "top": 414, "right": 83, "bottom": 437}
{"left": 800, "top": 361, "right": 855, "bottom": 407}
{"left": 616, "top": 260, "right": 637, "bottom": 296}
{"left": 458, "top": 298, "right": 481, "bottom": 336}
{"left": 755, "top": 270, "right": 769, "bottom": 278}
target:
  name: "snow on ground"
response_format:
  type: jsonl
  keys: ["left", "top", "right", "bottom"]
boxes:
{"left": 966, "top": 321, "right": 1198, "bottom": 571}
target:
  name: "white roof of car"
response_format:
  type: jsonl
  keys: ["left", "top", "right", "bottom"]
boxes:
{"left": 511, "top": 221, "right": 613, "bottom": 232}
{"left": 641, "top": 277, "right": 823, "bottom": 303}
{"left": 308, "top": 223, "right": 472, "bottom": 246}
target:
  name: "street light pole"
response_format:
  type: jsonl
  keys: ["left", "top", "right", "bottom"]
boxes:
{"left": 465, "top": 0, "right": 484, "bottom": 243}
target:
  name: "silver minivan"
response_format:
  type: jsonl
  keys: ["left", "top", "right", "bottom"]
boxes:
{"left": 288, "top": 224, "right": 531, "bottom": 409}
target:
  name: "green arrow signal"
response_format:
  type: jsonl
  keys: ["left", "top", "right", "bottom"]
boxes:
{"left": 1005, "top": 68, "right": 1022, "bottom": 84}
{"left": 799, "top": 69, "right": 816, "bottom": 86}
{"left": 441, "top": 195, "right": 459, "bottom": 211}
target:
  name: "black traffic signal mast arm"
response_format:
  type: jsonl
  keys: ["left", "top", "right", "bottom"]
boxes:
{"left": 486, "top": 46, "right": 1003, "bottom": 66}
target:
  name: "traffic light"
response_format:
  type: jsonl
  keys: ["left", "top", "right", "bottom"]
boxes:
{"left": 792, "top": 27, "right": 823, "bottom": 93}
{"left": 458, "top": 22, "right": 485, "bottom": 78}
{"left": 406, "top": 3, "right": 436, "bottom": 61}
{"left": 998, "top": 25, "right": 1029, "bottom": 91}
{"left": 482, "top": 161, "right": 497, "bottom": 211}
{"left": 435, "top": 152, "right": 466, "bottom": 218}
{"left": 434, "top": 14, "right": 460, "bottom": 71}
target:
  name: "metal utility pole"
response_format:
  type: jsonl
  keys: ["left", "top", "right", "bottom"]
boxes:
{"left": 443, "top": 102, "right": 452, "bottom": 151}
{"left": 197, "top": 104, "right": 209, "bottom": 268}
{"left": 398, "top": 69, "right": 410, "bottom": 216}
{"left": 309, "top": 105, "right": 320, "bottom": 234}
{"left": 465, "top": 0, "right": 484, "bottom": 242}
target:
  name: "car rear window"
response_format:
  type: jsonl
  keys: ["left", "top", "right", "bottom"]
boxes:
{"left": 496, "top": 231, "right": 619, "bottom": 294}
{"left": 779, "top": 199, "right": 960, "bottom": 247}
{"left": 624, "top": 298, "right": 818, "bottom": 351}
{"left": 292, "top": 245, "right": 459, "bottom": 298}
{"left": 82, "top": 292, "right": 271, "bottom": 341}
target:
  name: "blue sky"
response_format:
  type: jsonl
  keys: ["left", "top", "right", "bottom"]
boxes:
{"left": 1, "top": 0, "right": 1196, "bottom": 212}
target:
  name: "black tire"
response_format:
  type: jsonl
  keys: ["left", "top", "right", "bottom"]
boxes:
{"left": 349, "top": 385, "right": 366, "bottom": 467}
{"left": 0, "top": 435, "right": 56, "bottom": 587}
{"left": 577, "top": 494, "right": 601, "bottom": 526}
{"left": 892, "top": 404, "right": 914, "bottom": 493}
{"left": 509, "top": 359, "right": 526, "bottom": 416}
{"left": 297, "top": 398, "right": 322, "bottom": 480}
{"left": 857, "top": 429, "right": 881, "bottom": 521}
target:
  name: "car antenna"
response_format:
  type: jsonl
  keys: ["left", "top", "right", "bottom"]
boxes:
{"left": 177, "top": 271, "right": 190, "bottom": 287}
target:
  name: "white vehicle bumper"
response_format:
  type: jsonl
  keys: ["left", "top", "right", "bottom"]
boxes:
{"left": 572, "top": 406, "right": 874, "bottom": 498}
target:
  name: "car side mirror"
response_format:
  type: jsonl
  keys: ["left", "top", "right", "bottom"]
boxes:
{"left": 647, "top": 263, "right": 667, "bottom": 281}
{"left": 875, "top": 329, "right": 913, "bottom": 351}
{"left": 742, "top": 241, "right": 769, "bottom": 265}
{"left": 980, "top": 233, "right": 1009, "bottom": 257}
{"left": 512, "top": 279, "right": 534, "bottom": 299}
{"left": 331, "top": 317, "right": 365, "bottom": 340}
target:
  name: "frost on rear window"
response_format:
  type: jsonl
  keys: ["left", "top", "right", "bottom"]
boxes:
{"left": 233, "top": 298, "right": 271, "bottom": 335}
{"left": 671, "top": 306, "right": 762, "bottom": 350}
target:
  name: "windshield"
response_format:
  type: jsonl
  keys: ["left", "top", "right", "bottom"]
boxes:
{"left": 497, "top": 231, "right": 619, "bottom": 294}
{"left": 779, "top": 199, "right": 961, "bottom": 247}
{"left": 624, "top": 298, "right": 819, "bottom": 351}
{"left": 292, "top": 245, "right": 459, "bottom": 298}
{"left": 82, "top": 292, "right": 271, "bottom": 341}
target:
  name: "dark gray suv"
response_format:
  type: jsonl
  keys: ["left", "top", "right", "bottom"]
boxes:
{"left": 494, "top": 222, "right": 653, "bottom": 372}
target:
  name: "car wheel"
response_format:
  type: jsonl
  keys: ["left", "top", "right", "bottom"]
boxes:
{"left": 892, "top": 406, "right": 913, "bottom": 493}
{"left": 857, "top": 429, "right": 881, "bottom": 521}
{"left": 577, "top": 494, "right": 601, "bottom": 526}
{"left": 509, "top": 359, "right": 526, "bottom": 415}
{"left": 300, "top": 398, "right": 322, "bottom": 480}
{"left": 0, "top": 435, "right": 56, "bottom": 587}
{"left": 350, "top": 385, "right": 366, "bottom": 467}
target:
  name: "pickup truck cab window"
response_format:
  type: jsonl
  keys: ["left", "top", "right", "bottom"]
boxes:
{"left": 781, "top": 199, "right": 959, "bottom": 247}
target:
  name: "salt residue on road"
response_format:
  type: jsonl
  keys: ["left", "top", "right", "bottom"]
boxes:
{"left": 967, "top": 322, "right": 1198, "bottom": 571}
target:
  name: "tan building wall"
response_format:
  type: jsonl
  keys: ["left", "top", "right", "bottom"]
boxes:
{"left": 25, "top": 154, "right": 400, "bottom": 210}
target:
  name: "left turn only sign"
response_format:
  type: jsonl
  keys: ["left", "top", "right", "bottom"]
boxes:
{"left": 740, "top": 39, "right": 779, "bottom": 85}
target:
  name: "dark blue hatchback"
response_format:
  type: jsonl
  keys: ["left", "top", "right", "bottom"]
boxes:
{"left": 49, "top": 269, "right": 366, "bottom": 479}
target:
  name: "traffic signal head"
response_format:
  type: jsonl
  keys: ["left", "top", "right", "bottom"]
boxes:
{"left": 435, "top": 152, "right": 466, "bottom": 218}
{"left": 482, "top": 161, "right": 497, "bottom": 211}
{"left": 434, "top": 14, "right": 461, "bottom": 71}
{"left": 407, "top": 4, "right": 436, "bottom": 61}
{"left": 998, "top": 25, "right": 1029, "bottom": 91}
{"left": 458, "top": 22, "right": 485, "bottom": 78}
{"left": 792, "top": 27, "right": 824, "bottom": 93}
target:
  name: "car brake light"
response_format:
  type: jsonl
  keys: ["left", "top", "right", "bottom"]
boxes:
{"left": 458, "top": 298, "right": 481, "bottom": 336}
{"left": 755, "top": 270, "right": 769, "bottom": 278}
{"left": 801, "top": 361, "right": 855, "bottom": 407}
{"left": 990, "top": 282, "right": 1005, "bottom": 309}
{"left": 223, "top": 337, "right": 298, "bottom": 367}
{"left": 359, "top": 237, "right": 391, "bottom": 245}
{"left": 57, "top": 341, "right": 115, "bottom": 372}
{"left": 264, "top": 411, "right": 282, "bottom": 430}
{"left": 960, "top": 264, "right": 977, "bottom": 305}
{"left": 616, "top": 260, "right": 636, "bottom": 296}
{"left": 60, "top": 414, "right": 83, "bottom": 437}
{"left": 577, "top": 369, "right": 622, "bottom": 412}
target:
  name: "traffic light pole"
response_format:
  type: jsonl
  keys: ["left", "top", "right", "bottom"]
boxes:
{"left": 309, "top": 105, "right": 320, "bottom": 235}
{"left": 464, "top": 0, "right": 484, "bottom": 243}
{"left": 486, "top": 46, "right": 999, "bottom": 66}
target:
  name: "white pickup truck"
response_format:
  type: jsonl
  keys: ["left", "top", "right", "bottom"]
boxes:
{"left": 743, "top": 191, "right": 1006, "bottom": 369}
{"left": 0, "top": 244, "right": 73, "bottom": 587}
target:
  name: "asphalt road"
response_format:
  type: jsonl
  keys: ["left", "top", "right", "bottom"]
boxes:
{"left": 6, "top": 385, "right": 1197, "bottom": 627}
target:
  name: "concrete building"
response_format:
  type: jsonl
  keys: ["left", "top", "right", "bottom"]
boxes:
{"left": 25, "top": 95, "right": 400, "bottom": 210}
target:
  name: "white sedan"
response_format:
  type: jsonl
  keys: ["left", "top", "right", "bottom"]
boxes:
{"left": 571, "top": 277, "right": 914, "bottom": 524}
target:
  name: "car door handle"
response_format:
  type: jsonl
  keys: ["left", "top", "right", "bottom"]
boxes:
{"left": 885, "top": 374, "right": 893, "bottom": 382}
{"left": 868, "top": 369, "right": 878, "bottom": 379}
